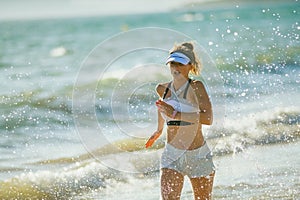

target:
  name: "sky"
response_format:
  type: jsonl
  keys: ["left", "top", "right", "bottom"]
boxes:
{"left": 0, "top": 0, "right": 202, "bottom": 21}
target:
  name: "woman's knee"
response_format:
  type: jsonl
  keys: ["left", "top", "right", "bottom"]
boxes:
{"left": 190, "top": 172, "right": 215, "bottom": 199}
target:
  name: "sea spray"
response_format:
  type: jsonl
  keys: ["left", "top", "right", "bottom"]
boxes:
{"left": 0, "top": 161, "right": 124, "bottom": 199}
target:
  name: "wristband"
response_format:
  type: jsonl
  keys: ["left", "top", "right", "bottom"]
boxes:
{"left": 171, "top": 110, "right": 177, "bottom": 119}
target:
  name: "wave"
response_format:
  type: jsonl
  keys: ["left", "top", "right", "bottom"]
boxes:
{"left": 34, "top": 138, "right": 164, "bottom": 165}
{"left": 0, "top": 89, "right": 72, "bottom": 131}
{"left": 37, "top": 104, "right": 300, "bottom": 167}
{"left": 0, "top": 137, "right": 164, "bottom": 199}
{"left": 0, "top": 161, "right": 124, "bottom": 199}
{"left": 209, "top": 107, "right": 300, "bottom": 155}
{"left": 0, "top": 107, "right": 299, "bottom": 199}
{"left": 214, "top": 181, "right": 299, "bottom": 199}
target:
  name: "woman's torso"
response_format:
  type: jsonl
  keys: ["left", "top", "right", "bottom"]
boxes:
{"left": 160, "top": 79, "right": 205, "bottom": 150}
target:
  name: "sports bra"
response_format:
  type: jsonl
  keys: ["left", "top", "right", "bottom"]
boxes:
{"left": 161, "top": 79, "right": 200, "bottom": 126}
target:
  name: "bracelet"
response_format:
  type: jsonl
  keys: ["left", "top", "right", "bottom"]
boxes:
{"left": 171, "top": 110, "right": 177, "bottom": 119}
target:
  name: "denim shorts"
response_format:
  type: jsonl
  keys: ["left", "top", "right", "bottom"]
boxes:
{"left": 161, "top": 142, "right": 215, "bottom": 178}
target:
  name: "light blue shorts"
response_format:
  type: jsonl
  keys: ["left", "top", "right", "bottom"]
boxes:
{"left": 161, "top": 142, "right": 215, "bottom": 178}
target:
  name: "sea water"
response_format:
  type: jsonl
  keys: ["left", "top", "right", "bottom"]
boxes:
{"left": 0, "top": 1, "right": 299, "bottom": 199}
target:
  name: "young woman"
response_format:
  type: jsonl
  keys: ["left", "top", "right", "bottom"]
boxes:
{"left": 145, "top": 42, "right": 215, "bottom": 200}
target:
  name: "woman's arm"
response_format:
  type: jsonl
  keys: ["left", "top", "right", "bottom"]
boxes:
{"left": 145, "top": 110, "right": 165, "bottom": 148}
{"left": 145, "top": 84, "right": 166, "bottom": 148}
{"left": 194, "top": 81, "right": 213, "bottom": 125}
{"left": 155, "top": 83, "right": 167, "bottom": 130}
{"left": 156, "top": 108, "right": 165, "bottom": 132}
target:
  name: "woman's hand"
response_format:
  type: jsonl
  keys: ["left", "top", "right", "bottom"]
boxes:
{"left": 156, "top": 99, "right": 175, "bottom": 118}
{"left": 145, "top": 130, "right": 162, "bottom": 148}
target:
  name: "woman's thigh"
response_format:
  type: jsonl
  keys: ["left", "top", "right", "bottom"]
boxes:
{"left": 161, "top": 168, "right": 184, "bottom": 200}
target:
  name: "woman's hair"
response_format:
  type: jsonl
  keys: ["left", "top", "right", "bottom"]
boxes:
{"left": 169, "top": 41, "right": 202, "bottom": 75}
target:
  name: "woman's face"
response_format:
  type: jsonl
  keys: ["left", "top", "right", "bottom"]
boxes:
{"left": 168, "top": 61, "right": 191, "bottom": 79}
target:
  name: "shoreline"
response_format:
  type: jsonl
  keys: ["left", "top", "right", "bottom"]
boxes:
{"left": 0, "top": 140, "right": 298, "bottom": 199}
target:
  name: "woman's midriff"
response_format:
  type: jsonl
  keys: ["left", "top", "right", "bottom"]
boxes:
{"left": 166, "top": 124, "right": 204, "bottom": 150}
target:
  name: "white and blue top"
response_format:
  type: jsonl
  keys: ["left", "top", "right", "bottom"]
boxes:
{"left": 161, "top": 79, "right": 200, "bottom": 126}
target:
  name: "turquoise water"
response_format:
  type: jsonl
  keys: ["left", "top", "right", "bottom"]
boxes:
{"left": 0, "top": 1, "right": 299, "bottom": 199}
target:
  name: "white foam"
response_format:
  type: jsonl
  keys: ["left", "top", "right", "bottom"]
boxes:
{"left": 50, "top": 46, "right": 67, "bottom": 57}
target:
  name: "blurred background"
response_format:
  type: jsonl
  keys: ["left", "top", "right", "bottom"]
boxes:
{"left": 0, "top": 0, "right": 299, "bottom": 199}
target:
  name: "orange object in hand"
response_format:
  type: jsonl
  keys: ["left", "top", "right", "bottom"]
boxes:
{"left": 145, "top": 132, "right": 160, "bottom": 148}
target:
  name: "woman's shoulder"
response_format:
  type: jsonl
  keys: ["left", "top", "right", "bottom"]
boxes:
{"left": 189, "top": 79, "right": 209, "bottom": 99}
{"left": 190, "top": 79, "right": 205, "bottom": 89}
{"left": 155, "top": 82, "right": 170, "bottom": 96}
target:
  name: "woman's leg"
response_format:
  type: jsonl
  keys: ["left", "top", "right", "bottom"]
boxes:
{"left": 189, "top": 171, "right": 215, "bottom": 200}
{"left": 161, "top": 168, "right": 184, "bottom": 200}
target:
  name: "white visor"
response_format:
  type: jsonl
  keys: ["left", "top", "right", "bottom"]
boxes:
{"left": 166, "top": 52, "right": 191, "bottom": 65}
